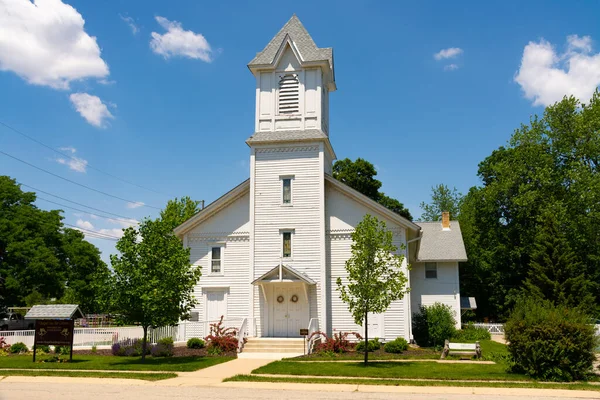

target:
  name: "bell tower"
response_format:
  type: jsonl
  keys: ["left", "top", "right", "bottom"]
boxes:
{"left": 247, "top": 15, "right": 336, "bottom": 147}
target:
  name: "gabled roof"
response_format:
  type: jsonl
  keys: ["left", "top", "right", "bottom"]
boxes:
{"left": 25, "top": 304, "right": 84, "bottom": 320}
{"left": 325, "top": 174, "right": 421, "bottom": 232}
{"left": 415, "top": 221, "right": 468, "bottom": 262}
{"left": 248, "top": 15, "right": 334, "bottom": 84}
{"left": 252, "top": 264, "right": 316, "bottom": 285}
{"left": 173, "top": 179, "right": 250, "bottom": 237}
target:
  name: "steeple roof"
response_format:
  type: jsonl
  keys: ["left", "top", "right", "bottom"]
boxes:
{"left": 248, "top": 15, "right": 334, "bottom": 73}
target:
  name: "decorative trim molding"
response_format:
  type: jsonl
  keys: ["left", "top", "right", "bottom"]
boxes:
{"left": 326, "top": 228, "right": 403, "bottom": 237}
{"left": 188, "top": 232, "right": 250, "bottom": 243}
{"left": 255, "top": 145, "right": 319, "bottom": 154}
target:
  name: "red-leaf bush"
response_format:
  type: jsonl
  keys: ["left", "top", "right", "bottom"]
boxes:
{"left": 308, "top": 331, "right": 362, "bottom": 354}
{"left": 204, "top": 316, "right": 239, "bottom": 354}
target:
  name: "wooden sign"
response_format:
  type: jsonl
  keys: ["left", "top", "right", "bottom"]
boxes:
{"left": 33, "top": 320, "right": 75, "bottom": 362}
{"left": 299, "top": 328, "right": 309, "bottom": 336}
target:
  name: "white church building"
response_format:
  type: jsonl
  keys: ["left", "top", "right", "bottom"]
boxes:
{"left": 174, "top": 16, "right": 468, "bottom": 348}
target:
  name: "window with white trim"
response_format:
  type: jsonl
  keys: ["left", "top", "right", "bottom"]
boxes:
{"left": 211, "top": 247, "right": 222, "bottom": 274}
{"left": 425, "top": 262, "right": 437, "bottom": 279}
{"left": 278, "top": 74, "right": 299, "bottom": 114}
{"left": 282, "top": 231, "right": 292, "bottom": 258}
{"left": 281, "top": 176, "right": 293, "bottom": 205}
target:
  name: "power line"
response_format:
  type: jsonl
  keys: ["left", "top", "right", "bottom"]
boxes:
{"left": 63, "top": 223, "right": 121, "bottom": 241}
{"left": 36, "top": 196, "right": 138, "bottom": 225}
{"left": 0, "top": 120, "right": 167, "bottom": 196}
{"left": 18, "top": 182, "right": 135, "bottom": 220}
{"left": 0, "top": 150, "right": 161, "bottom": 209}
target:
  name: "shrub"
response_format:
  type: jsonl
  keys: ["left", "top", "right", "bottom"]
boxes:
{"left": 207, "top": 346, "right": 222, "bottom": 356}
{"left": 151, "top": 342, "right": 173, "bottom": 357}
{"left": 505, "top": 298, "right": 597, "bottom": 382}
{"left": 413, "top": 303, "right": 456, "bottom": 347}
{"left": 309, "top": 331, "right": 362, "bottom": 354}
{"left": 452, "top": 323, "right": 491, "bottom": 341}
{"left": 356, "top": 338, "right": 381, "bottom": 352}
{"left": 204, "top": 316, "right": 238, "bottom": 353}
{"left": 9, "top": 342, "right": 28, "bottom": 354}
{"left": 0, "top": 336, "right": 9, "bottom": 350}
{"left": 384, "top": 337, "right": 409, "bottom": 353}
{"left": 111, "top": 338, "right": 151, "bottom": 357}
{"left": 91, "top": 345, "right": 97, "bottom": 353}
{"left": 38, "top": 345, "right": 50, "bottom": 353}
{"left": 187, "top": 338, "right": 205, "bottom": 349}
{"left": 54, "top": 346, "right": 70, "bottom": 355}
{"left": 157, "top": 337, "right": 174, "bottom": 346}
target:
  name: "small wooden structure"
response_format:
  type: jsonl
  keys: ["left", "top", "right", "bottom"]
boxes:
{"left": 441, "top": 340, "right": 481, "bottom": 359}
{"left": 25, "top": 304, "right": 84, "bottom": 362}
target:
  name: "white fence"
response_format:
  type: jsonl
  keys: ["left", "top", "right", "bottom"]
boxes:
{"left": 464, "top": 323, "right": 505, "bottom": 335}
{"left": 1, "top": 319, "right": 244, "bottom": 349}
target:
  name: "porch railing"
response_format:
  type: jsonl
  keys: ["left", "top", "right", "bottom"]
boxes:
{"left": 465, "top": 323, "right": 505, "bottom": 335}
{"left": 306, "top": 318, "right": 320, "bottom": 354}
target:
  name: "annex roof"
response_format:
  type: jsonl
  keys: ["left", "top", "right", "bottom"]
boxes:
{"left": 415, "top": 221, "right": 468, "bottom": 262}
{"left": 25, "top": 304, "right": 84, "bottom": 320}
{"left": 248, "top": 15, "right": 334, "bottom": 74}
{"left": 252, "top": 264, "right": 316, "bottom": 285}
{"left": 247, "top": 129, "right": 328, "bottom": 144}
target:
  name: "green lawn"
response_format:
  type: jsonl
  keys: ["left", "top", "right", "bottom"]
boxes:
{"left": 225, "top": 375, "right": 600, "bottom": 392}
{"left": 0, "top": 355, "right": 233, "bottom": 372}
{"left": 0, "top": 369, "right": 176, "bottom": 381}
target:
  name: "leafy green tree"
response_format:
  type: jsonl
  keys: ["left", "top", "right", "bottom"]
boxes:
{"left": 459, "top": 92, "right": 600, "bottom": 319}
{"left": 160, "top": 196, "right": 201, "bottom": 230}
{"left": 333, "top": 158, "right": 412, "bottom": 220}
{"left": 336, "top": 214, "right": 409, "bottom": 364}
{"left": 109, "top": 217, "right": 201, "bottom": 361}
{"left": 419, "top": 184, "right": 463, "bottom": 221}
{"left": 522, "top": 211, "right": 597, "bottom": 315}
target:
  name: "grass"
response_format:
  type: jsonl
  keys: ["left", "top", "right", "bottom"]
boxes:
{"left": 0, "top": 369, "right": 177, "bottom": 381}
{"left": 0, "top": 355, "right": 233, "bottom": 372}
{"left": 224, "top": 374, "right": 600, "bottom": 392}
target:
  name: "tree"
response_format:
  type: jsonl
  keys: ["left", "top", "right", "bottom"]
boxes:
{"left": 0, "top": 176, "right": 107, "bottom": 312}
{"left": 522, "top": 211, "right": 597, "bottom": 315}
{"left": 159, "top": 196, "right": 201, "bottom": 230}
{"left": 109, "top": 217, "right": 201, "bottom": 361}
{"left": 333, "top": 158, "right": 412, "bottom": 220}
{"left": 419, "top": 184, "right": 463, "bottom": 221}
{"left": 336, "top": 214, "right": 409, "bottom": 364}
{"left": 459, "top": 92, "right": 600, "bottom": 319}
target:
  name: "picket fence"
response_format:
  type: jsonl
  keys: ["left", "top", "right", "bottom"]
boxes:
{"left": 1, "top": 318, "right": 244, "bottom": 349}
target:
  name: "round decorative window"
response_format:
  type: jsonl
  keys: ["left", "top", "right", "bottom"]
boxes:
{"left": 277, "top": 295, "right": 284, "bottom": 303}
{"left": 290, "top": 294, "right": 299, "bottom": 303}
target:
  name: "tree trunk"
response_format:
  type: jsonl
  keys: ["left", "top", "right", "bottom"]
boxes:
{"left": 363, "top": 311, "right": 368, "bottom": 365}
{"left": 142, "top": 325, "right": 148, "bottom": 362}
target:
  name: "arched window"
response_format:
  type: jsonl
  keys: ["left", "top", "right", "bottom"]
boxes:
{"left": 278, "top": 74, "right": 299, "bottom": 114}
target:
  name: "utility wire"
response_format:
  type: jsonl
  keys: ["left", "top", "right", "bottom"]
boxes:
{"left": 0, "top": 120, "right": 167, "bottom": 196}
{"left": 63, "top": 223, "right": 121, "bottom": 241}
{"left": 18, "top": 182, "right": 136, "bottom": 220}
{"left": 0, "top": 150, "right": 161, "bottom": 209}
{"left": 36, "top": 196, "right": 138, "bottom": 225}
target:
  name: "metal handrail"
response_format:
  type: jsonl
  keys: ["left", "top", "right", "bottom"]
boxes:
{"left": 306, "top": 318, "right": 319, "bottom": 354}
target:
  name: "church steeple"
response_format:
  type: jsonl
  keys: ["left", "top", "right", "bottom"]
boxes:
{"left": 247, "top": 15, "right": 336, "bottom": 145}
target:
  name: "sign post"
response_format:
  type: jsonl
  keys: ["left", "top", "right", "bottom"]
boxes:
{"left": 33, "top": 319, "right": 75, "bottom": 362}
{"left": 300, "top": 328, "right": 309, "bottom": 355}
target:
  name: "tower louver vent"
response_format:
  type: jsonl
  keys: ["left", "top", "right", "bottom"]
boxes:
{"left": 278, "top": 74, "right": 299, "bottom": 114}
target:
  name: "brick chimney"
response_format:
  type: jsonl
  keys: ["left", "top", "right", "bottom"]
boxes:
{"left": 442, "top": 211, "right": 450, "bottom": 230}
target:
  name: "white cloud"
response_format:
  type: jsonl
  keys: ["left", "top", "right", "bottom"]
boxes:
{"left": 69, "top": 92, "right": 114, "bottom": 127}
{"left": 150, "top": 16, "right": 213, "bottom": 62}
{"left": 59, "top": 146, "right": 77, "bottom": 154}
{"left": 434, "top": 47, "right": 463, "bottom": 60}
{"left": 120, "top": 14, "right": 139, "bottom": 35}
{"left": 444, "top": 64, "right": 459, "bottom": 71}
{"left": 514, "top": 35, "right": 600, "bottom": 106}
{"left": 108, "top": 218, "right": 139, "bottom": 228}
{"left": 56, "top": 156, "right": 88, "bottom": 173}
{"left": 75, "top": 219, "right": 124, "bottom": 239}
{"left": 76, "top": 219, "right": 94, "bottom": 230}
{"left": 0, "top": 0, "right": 109, "bottom": 90}
{"left": 126, "top": 201, "right": 145, "bottom": 209}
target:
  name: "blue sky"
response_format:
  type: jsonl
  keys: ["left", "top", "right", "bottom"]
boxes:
{"left": 1, "top": 0, "right": 600, "bottom": 262}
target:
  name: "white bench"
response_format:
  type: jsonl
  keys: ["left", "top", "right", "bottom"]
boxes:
{"left": 441, "top": 340, "right": 481, "bottom": 359}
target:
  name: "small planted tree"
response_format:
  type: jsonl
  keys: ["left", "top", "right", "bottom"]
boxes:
{"left": 109, "top": 217, "right": 201, "bottom": 361}
{"left": 337, "top": 214, "right": 409, "bottom": 364}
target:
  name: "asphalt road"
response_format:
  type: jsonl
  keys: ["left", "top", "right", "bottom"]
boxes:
{"left": 0, "top": 381, "right": 592, "bottom": 400}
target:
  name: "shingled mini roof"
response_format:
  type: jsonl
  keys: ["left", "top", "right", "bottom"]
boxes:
{"left": 25, "top": 304, "right": 84, "bottom": 320}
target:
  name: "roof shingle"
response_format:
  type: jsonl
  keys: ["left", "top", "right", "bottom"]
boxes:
{"left": 416, "top": 221, "right": 468, "bottom": 262}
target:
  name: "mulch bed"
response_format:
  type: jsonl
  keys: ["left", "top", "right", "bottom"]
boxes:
{"left": 72, "top": 346, "right": 237, "bottom": 358}
{"left": 291, "top": 346, "right": 439, "bottom": 360}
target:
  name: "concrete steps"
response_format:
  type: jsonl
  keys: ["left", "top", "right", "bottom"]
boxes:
{"left": 241, "top": 338, "right": 305, "bottom": 355}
